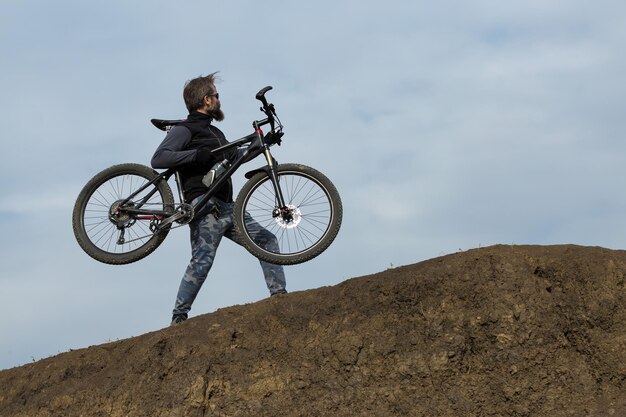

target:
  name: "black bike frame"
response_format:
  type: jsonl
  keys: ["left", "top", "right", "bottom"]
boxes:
{"left": 117, "top": 116, "right": 284, "bottom": 228}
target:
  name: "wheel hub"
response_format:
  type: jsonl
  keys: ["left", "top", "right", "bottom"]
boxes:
{"left": 109, "top": 200, "right": 135, "bottom": 226}
{"left": 275, "top": 204, "right": 302, "bottom": 229}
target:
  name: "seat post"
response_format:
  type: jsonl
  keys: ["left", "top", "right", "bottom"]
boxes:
{"left": 174, "top": 171, "right": 185, "bottom": 204}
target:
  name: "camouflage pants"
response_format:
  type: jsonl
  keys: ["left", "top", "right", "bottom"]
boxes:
{"left": 173, "top": 197, "right": 286, "bottom": 316}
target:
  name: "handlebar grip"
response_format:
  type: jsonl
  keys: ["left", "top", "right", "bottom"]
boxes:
{"left": 256, "top": 86, "right": 273, "bottom": 101}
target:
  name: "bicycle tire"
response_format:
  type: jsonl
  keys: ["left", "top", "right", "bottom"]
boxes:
{"left": 72, "top": 163, "right": 175, "bottom": 265}
{"left": 233, "top": 163, "right": 342, "bottom": 265}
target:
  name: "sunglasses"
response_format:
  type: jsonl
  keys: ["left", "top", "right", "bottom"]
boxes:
{"left": 205, "top": 92, "right": 219, "bottom": 100}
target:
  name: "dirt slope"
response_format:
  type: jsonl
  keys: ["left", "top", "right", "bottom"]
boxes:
{"left": 1, "top": 244, "right": 625, "bottom": 416}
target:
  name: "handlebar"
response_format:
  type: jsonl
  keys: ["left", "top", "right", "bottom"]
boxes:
{"left": 256, "top": 86, "right": 273, "bottom": 105}
{"left": 254, "top": 86, "right": 281, "bottom": 134}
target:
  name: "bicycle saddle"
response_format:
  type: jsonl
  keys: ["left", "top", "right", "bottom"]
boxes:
{"left": 150, "top": 118, "right": 185, "bottom": 131}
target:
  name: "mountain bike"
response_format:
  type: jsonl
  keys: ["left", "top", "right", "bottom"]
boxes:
{"left": 72, "top": 87, "right": 342, "bottom": 265}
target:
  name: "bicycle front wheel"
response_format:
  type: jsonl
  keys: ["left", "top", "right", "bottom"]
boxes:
{"left": 233, "top": 163, "right": 342, "bottom": 265}
{"left": 72, "top": 163, "right": 175, "bottom": 265}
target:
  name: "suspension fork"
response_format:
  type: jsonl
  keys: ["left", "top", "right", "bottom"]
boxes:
{"left": 263, "top": 147, "right": 287, "bottom": 208}
{"left": 253, "top": 120, "right": 287, "bottom": 209}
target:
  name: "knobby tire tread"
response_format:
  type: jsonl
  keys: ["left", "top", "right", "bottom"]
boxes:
{"left": 72, "top": 163, "right": 174, "bottom": 265}
{"left": 233, "top": 163, "right": 342, "bottom": 265}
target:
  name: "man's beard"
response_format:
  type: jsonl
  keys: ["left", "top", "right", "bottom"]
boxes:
{"left": 208, "top": 105, "right": 225, "bottom": 122}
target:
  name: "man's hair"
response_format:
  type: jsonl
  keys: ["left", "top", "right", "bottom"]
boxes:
{"left": 183, "top": 72, "right": 220, "bottom": 113}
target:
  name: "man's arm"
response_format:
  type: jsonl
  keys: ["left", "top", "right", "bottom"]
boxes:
{"left": 151, "top": 125, "right": 197, "bottom": 169}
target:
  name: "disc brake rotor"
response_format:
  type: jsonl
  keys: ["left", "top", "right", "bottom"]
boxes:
{"left": 275, "top": 204, "right": 302, "bottom": 229}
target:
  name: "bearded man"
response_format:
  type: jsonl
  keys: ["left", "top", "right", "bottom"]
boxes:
{"left": 151, "top": 73, "right": 287, "bottom": 325}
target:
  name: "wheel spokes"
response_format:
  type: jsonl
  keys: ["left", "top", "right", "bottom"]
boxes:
{"left": 242, "top": 172, "right": 333, "bottom": 256}
{"left": 83, "top": 174, "right": 165, "bottom": 254}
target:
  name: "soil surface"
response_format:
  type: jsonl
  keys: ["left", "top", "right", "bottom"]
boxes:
{"left": 1, "top": 244, "right": 625, "bottom": 416}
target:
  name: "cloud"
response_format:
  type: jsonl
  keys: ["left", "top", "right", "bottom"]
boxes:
{"left": 0, "top": 186, "right": 80, "bottom": 214}
{"left": 1, "top": 0, "right": 626, "bottom": 370}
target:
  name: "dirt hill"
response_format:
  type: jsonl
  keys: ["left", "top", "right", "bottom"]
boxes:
{"left": 1, "top": 244, "right": 625, "bottom": 416}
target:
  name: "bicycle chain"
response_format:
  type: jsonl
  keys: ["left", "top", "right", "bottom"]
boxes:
{"left": 115, "top": 203, "right": 194, "bottom": 245}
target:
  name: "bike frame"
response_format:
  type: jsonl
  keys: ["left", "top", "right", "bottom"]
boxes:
{"left": 116, "top": 115, "right": 284, "bottom": 230}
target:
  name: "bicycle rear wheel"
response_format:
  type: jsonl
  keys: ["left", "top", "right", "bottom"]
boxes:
{"left": 233, "top": 163, "right": 342, "bottom": 265}
{"left": 72, "top": 163, "right": 175, "bottom": 265}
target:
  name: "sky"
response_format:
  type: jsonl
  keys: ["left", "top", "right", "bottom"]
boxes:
{"left": 1, "top": 0, "right": 625, "bottom": 370}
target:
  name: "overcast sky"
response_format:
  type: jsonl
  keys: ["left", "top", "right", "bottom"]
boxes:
{"left": 1, "top": 1, "right": 625, "bottom": 370}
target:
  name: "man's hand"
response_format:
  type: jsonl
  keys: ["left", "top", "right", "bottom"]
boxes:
{"left": 195, "top": 147, "right": 214, "bottom": 166}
